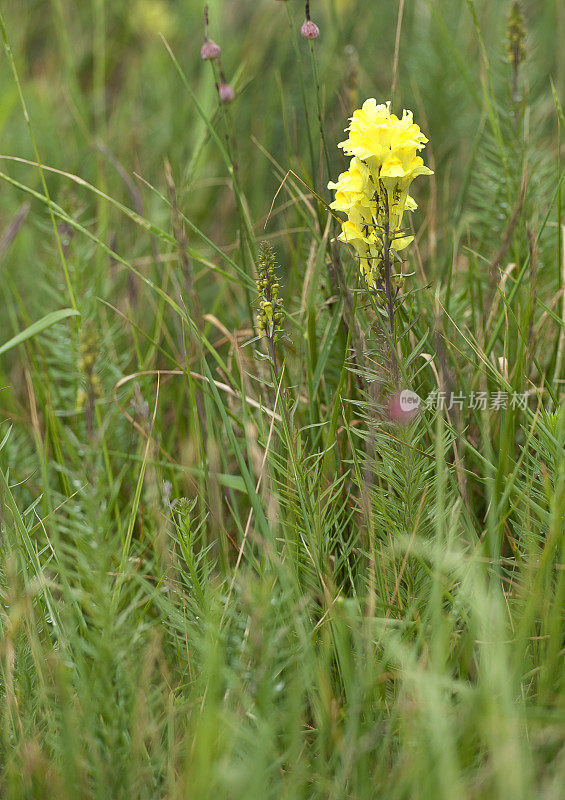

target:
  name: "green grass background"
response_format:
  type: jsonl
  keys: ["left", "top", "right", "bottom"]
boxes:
{"left": 0, "top": 0, "right": 564, "bottom": 797}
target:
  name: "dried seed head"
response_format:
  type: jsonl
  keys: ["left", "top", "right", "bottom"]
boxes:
{"left": 218, "top": 82, "right": 235, "bottom": 103}
{"left": 301, "top": 19, "right": 319, "bottom": 39}
{"left": 200, "top": 38, "right": 221, "bottom": 60}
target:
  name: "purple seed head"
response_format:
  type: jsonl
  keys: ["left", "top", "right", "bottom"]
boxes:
{"left": 201, "top": 38, "right": 221, "bottom": 60}
{"left": 301, "top": 19, "right": 320, "bottom": 39}
{"left": 218, "top": 82, "right": 235, "bottom": 103}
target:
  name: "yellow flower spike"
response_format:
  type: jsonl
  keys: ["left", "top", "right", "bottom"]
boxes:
{"left": 328, "top": 98, "right": 433, "bottom": 302}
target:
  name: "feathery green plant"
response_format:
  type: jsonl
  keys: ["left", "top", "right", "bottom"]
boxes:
{"left": 0, "top": 1, "right": 563, "bottom": 798}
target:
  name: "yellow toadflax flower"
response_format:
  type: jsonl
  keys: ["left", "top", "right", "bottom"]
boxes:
{"left": 328, "top": 99, "right": 432, "bottom": 296}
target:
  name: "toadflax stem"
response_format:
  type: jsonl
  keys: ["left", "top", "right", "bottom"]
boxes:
{"left": 382, "top": 189, "right": 395, "bottom": 337}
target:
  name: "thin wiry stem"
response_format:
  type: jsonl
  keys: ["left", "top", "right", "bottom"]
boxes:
{"left": 381, "top": 189, "right": 395, "bottom": 339}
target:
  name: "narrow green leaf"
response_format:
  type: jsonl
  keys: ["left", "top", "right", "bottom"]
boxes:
{"left": 0, "top": 308, "right": 80, "bottom": 357}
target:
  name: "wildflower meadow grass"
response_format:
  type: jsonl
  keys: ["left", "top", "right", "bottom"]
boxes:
{"left": 0, "top": 1, "right": 564, "bottom": 798}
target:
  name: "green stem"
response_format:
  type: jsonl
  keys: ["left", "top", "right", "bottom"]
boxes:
{"left": 285, "top": 4, "right": 317, "bottom": 185}
{"left": 308, "top": 40, "right": 332, "bottom": 187}
{"left": 0, "top": 11, "right": 77, "bottom": 312}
